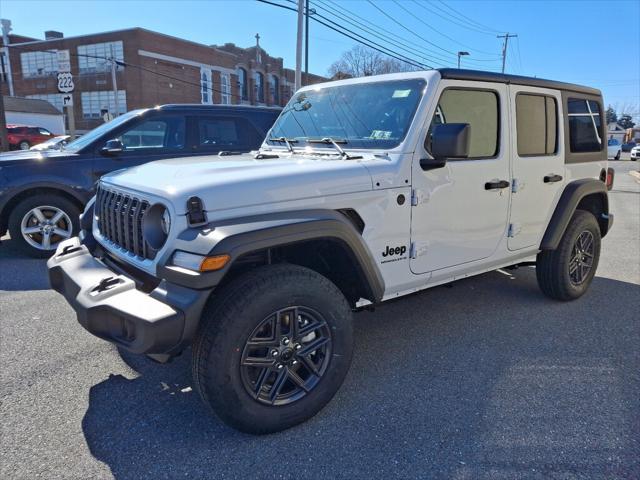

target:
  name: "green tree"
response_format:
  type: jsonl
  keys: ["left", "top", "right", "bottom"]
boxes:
{"left": 618, "top": 114, "right": 636, "bottom": 129}
{"left": 605, "top": 106, "right": 618, "bottom": 124}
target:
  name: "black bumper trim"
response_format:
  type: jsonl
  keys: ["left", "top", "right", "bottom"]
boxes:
{"left": 47, "top": 238, "right": 210, "bottom": 355}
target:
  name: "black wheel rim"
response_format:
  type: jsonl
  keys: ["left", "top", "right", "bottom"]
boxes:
{"left": 240, "top": 306, "right": 332, "bottom": 406}
{"left": 569, "top": 230, "right": 595, "bottom": 286}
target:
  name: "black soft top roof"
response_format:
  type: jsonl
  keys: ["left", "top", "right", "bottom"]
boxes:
{"left": 438, "top": 69, "right": 601, "bottom": 96}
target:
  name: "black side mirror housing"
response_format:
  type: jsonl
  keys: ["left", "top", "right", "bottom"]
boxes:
{"left": 100, "top": 139, "right": 124, "bottom": 156}
{"left": 422, "top": 123, "right": 471, "bottom": 171}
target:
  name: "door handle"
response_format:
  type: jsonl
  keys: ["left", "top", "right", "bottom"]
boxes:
{"left": 543, "top": 174, "right": 563, "bottom": 183}
{"left": 485, "top": 180, "right": 510, "bottom": 190}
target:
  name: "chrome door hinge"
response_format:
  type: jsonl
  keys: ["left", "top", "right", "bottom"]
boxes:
{"left": 410, "top": 241, "right": 429, "bottom": 258}
{"left": 511, "top": 178, "right": 524, "bottom": 193}
{"left": 411, "top": 189, "right": 428, "bottom": 206}
{"left": 508, "top": 223, "right": 522, "bottom": 238}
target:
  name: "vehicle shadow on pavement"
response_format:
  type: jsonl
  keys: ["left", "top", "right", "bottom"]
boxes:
{"left": 0, "top": 236, "right": 50, "bottom": 291}
{"left": 80, "top": 268, "right": 640, "bottom": 479}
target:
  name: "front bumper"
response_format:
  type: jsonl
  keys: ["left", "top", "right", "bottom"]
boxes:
{"left": 47, "top": 237, "right": 210, "bottom": 355}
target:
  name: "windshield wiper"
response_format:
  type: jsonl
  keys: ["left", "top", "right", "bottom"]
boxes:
{"left": 268, "top": 136, "right": 298, "bottom": 153}
{"left": 307, "top": 137, "right": 363, "bottom": 160}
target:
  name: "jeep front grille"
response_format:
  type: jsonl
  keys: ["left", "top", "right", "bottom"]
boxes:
{"left": 96, "top": 185, "right": 152, "bottom": 259}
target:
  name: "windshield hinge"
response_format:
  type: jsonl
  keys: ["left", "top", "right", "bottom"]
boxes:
{"left": 411, "top": 189, "right": 427, "bottom": 206}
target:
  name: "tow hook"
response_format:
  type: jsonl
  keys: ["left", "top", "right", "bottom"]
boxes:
{"left": 92, "top": 276, "right": 123, "bottom": 293}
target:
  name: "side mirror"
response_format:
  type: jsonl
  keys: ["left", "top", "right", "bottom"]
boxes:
{"left": 100, "top": 139, "right": 124, "bottom": 156}
{"left": 421, "top": 123, "right": 470, "bottom": 170}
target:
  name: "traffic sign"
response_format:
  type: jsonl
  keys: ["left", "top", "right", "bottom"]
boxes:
{"left": 57, "top": 72, "right": 74, "bottom": 93}
{"left": 61, "top": 93, "right": 73, "bottom": 107}
{"left": 56, "top": 50, "right": 71, "bottom": 73}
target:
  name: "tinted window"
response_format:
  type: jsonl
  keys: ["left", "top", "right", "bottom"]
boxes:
{"left": 516, "top": 94, "right": 557, "bottom": 156}
{"left": 568, "top": 98, "right": 602, "bottom": 153}
{"left": 196, "top": 117, "right": 261, "bottom": 151}
{"left": 118, "top": 117, "right": 185, "bottom": 150}
{"left": 608, "top": 139, "right": 620, "bottom": 146}
{"left": 430, "top": 88, "right": 499, "bottom": 158}
{"left": 38, "top": 128, "right": 53, "bottom": 136}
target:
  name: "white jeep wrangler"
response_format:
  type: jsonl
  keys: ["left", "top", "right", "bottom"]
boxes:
{"left": 48, "top": 69, "right": 614, "bottom": 434}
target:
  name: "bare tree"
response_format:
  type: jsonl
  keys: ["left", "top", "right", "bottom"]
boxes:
{"left": 328, "top": 45, "right": 417, "bottom": 79}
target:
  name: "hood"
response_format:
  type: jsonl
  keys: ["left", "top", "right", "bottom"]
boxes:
{"left": 0, "top": 149, "right": 78, "bottom": 165}
{"left": 102, "top": 152, "right": 374, "bottom": 214}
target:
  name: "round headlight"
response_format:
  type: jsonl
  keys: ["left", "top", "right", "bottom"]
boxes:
{"left": 142, "top": 203, "right": 170, "bottom": 251}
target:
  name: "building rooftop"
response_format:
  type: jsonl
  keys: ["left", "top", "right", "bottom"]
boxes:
{"left": 3, "top": 96, "right": 62, "bottom": 115}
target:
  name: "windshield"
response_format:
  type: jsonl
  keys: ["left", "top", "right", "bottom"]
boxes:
{"left": 267, "top": 79, "right": 426, "bottom": 150}
{"left": 64, "top": 109, "right": 145, "bottom": 152}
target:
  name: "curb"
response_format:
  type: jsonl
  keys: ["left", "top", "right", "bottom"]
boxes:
{"left": 630, "top": 170, "right": 640, "bottom": 180}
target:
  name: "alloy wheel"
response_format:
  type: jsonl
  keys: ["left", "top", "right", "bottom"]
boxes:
{"left": 569, "top": 230, "right": 595, "bottom": 286}
{"left": 240, "top": 306, "right": 332, "bottom": 406}
{"left": 20, "top": 205, "right": 73, "bottom": 251}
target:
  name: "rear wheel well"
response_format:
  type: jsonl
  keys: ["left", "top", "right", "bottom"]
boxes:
{"left": 576, "top": 192, "right": 608, "bottom": 236}
{"left": 1, "top": 187, "right": 84, "bottom": 235}
{"left": 218, "top": 238, "right": 374, "bottom": 307}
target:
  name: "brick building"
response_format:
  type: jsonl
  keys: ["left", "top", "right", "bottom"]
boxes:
{"left": 1, "top": 27, "right": 326, "bottom": 131}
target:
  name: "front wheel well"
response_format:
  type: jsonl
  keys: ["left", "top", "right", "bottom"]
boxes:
{"left": 218, "top": 238, "right": 376, "bottom": 307}
{"left": 1, "top": 187, "right": 84, "bottom": 235}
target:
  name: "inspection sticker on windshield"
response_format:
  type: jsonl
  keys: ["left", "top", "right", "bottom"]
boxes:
{"left": 370, "top": 130, "right": 392, "bottom": 139}
{"left": 392, "top": 89, "right": 411, "bottom": 98}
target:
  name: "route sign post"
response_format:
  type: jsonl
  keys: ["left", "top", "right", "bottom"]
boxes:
{"left": 56, "top": 50, "right": 75, "bottom": 139}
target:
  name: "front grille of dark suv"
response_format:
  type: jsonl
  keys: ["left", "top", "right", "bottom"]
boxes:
{"left": 96, "top": 185, "right": 152, "bottom": 259}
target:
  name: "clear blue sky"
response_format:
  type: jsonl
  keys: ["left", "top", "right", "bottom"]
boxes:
{"left": 1, "top": 0, "right": 638, "bottom": 119}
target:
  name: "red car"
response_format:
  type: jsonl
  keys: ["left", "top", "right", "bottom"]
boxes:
{"left": 7, "top": 124, "right": 55, "bottom": 150}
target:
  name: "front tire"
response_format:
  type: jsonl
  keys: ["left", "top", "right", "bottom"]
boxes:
{"left": 536, "top": 210, "right": 601, "bottom": 301}
{"left": 192, "top": 264, "right": 354, "bottom": 434}
{"left": 615, "top": 151, "right": 620, "bottom": 160}
{"left": 8, "top": 194, "right": 80, "bottom": 258}
{"left": 18, "top": 140, "right": 30, "bottom": 150}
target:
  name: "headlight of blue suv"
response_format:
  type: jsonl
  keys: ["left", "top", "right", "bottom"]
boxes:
{"left": 142, "top": 203, "right": 170, "bottom": 250}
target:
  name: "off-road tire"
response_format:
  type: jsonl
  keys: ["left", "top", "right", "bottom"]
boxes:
{"left": 8, "top": 194, "right": 80, "bottom": 258}
{"left": 536, "top": 209, "right": 601, "bottom": 301}
{"left": 192, "top": 264, "right": 354, "bottom": 434}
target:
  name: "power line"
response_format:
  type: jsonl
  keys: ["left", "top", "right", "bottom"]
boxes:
{"left": 432, "top": 0, "right": 505, "bottom": 34}
{"left": 497, "top": 33, "right": 517, "bottom": 74}
{"left": 416, "top": 0, "right": 501, "bottom": 36}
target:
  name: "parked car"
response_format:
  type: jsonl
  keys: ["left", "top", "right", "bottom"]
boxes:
{"left": 0, "top": 105, "right": 281, "bottom": 256}
{"left": 607, "top": 138, "right": 621, "bottom": 160}
{"left": 621, "top": 141, "right": 637, "bottom": 152}
{"left": 631, "top": 145, "right": 640, "bottom": 161}
{"left": 29, "top": 135, "right": 71, "bottom": 151}
{"left": 48, "top": 69, "right": 614, "bottom": 434}
{"left": 7, "top": 124, "right": 55, "bottom": 150}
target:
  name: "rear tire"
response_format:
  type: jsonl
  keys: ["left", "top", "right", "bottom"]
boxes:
{"left": 192, "top": 264, "right": 354, "bottom": 434}
{"left": 536, "top": 210, "right": 601, "bottom": 301}
{"left": 8, "top": 194, "right": 80, "bottom": 258}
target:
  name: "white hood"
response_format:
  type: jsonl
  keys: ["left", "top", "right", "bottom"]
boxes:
{"left": 101, "top": 152, "right": 374, "bottom": 214}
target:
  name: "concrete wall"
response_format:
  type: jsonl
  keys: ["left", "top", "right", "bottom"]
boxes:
{"left": 6, "top": 112, "right": 65, "bottom": 135}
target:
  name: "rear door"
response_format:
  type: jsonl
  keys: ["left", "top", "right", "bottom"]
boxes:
{"left": 507, "top": 86, "right": 564, "bottom": 250}
{"left": 410, "top": 81, "right": 511, "bottom": 274}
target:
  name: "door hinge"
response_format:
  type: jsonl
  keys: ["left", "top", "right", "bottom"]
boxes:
{"left": 511, "top": 178, "right": 524, "bottom": 193}
{"left": 410, "top": 241, "right": 429, "bottom": 259}
{"left": 508, "top": 223, "right": 522, "bottom": 238}
{"left": 411, "top": 189, "right": 428, "bottom": 206}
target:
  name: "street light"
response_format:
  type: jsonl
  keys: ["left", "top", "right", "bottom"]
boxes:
{"left": 457, "top": 51, "right": 469, "bottom": 69}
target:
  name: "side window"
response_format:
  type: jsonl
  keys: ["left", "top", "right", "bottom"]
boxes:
{"left": 196, "top": 117, "right": 261, "bottom": 151}
{"left": 516, "top": 94, "right": 557, "bottom": 156}
{"left": 38, "top": 128, "right": 53, "bottom": 136}
{"left": 429, "top": 88, "right": 499, "bottom": 158}
{"left": 567, "top": 98, "right": 602, "bottom": 153}
{"left": 118, "top": 117, "right": 185, "bottom": 150}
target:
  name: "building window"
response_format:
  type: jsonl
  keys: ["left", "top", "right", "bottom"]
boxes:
{"left": 201, "top": 69, "right": 212, "bottom": 105}
{"left": 77, "top": 41, "right": 124, "bottom": 73}
{"left": 516, "top": 94, "right": 557, "bottom": 156}
{"left": 220, "top": 73, "right": 231, "bottom": 105}
{"left": 237, "top": 67, "right": 248, "bottom": 101}
{"left": 567, "top": 98, "right": 602, "bottom": 153}
{"left": 254, "top": 72, "right": 264, "bottom": 103}
{"left": 81, "top": 90, "right": 127, "bottom": 118}
{"left": 26, "top": 93, "right": 64, "bottom": 112}
{"left": 20, "top": 51, "right": 57, "bottom": 78}
{"left": 270, "top": 75, "right": 279, "bottom": 105}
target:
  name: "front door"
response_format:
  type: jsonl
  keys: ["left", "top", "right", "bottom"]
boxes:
{"left": 410, "top": 81, "right": 511, "bottom": 275}
{"left": 507, "top": 86, "right": 564, "bottom": 250}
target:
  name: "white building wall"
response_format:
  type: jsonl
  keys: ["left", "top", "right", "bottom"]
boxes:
{"left": 6, "top": 112, "right": 65, "bottom": 135}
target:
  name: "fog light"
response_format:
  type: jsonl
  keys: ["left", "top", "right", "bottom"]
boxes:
{"left": 171, "top": 251, "right": 230, "bottom": 272}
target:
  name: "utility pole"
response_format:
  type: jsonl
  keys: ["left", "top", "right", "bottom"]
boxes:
{"left": 110, "top": 43, "right": 119, "bottom": 116}
{"left": 1, "top": 19, "right": 15, "bottom": 97}
{"left": 497, "top": 33, "right": 517, "bottom": 74}
{"left": 0, "top": 90, "right": 8, "bottom": 152}
{"left": 304, "top": 0, "right": 309, "bottom": 85}
{"left": 295, "top": 0, "right": 304, "bottom": 91}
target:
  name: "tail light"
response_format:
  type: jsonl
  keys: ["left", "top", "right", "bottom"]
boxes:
{"left": 606, "top": 167, "right": 614, "bottom": 190}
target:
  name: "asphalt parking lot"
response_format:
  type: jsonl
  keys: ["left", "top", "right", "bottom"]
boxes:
{"left": 1, "top": 162, "right": 639, "bottom": 479}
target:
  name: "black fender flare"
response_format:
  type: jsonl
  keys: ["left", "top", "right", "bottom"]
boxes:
{"left": 158, "top": 209, "right": 385, "bottom": 302}
{"left": 540, "top": 179, "right": 611, "bottom": 250}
